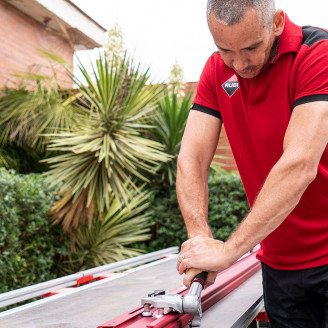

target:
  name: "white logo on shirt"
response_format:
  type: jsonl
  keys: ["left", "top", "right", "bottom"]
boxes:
{"left": 222, "top": 74, "right": 239, "bottom": 97}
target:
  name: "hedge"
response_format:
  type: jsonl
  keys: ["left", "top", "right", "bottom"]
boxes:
{"left": 0, "top": 167, "right": 249, "bottom": 292}
{"left": 146, "top": 168, "right": 249, "bottom": 251}
{"left": 0, "top": 168, "right": 68, "bottom": 293}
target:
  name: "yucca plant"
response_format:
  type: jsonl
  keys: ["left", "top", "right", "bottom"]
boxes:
{"left": 0, "top": 75, "right": 82, "bottom": 153}
{"left": 61, "top": 188, "right": 152, "bottom": 273}
{"left": 150, "top": 88, "right": 192, "bottom": 186}
{"left": 44, "top": 54, "right": 170, "bottom": 230}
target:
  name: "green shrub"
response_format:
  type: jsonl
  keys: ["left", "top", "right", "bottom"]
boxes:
{"left": 208, "top": 168, "right": 249, "bottom": 241}
{"left": 145, "top": 168, "right": 249, "bottom": 251}
{"left": 0, "top": 168, "right": 68, "bottom": 293}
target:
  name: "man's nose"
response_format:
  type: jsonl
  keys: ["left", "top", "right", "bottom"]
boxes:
{"left": 232, "top": 57, "right": 248, "bottom": 72}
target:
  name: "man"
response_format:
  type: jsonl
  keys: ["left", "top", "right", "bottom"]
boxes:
{"left": 176, "top": 0, "right": 328, "bottom": 326}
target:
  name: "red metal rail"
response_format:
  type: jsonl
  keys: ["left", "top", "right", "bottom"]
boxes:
{"left": 98, "top": 251, "right": 260, "bottom": 328}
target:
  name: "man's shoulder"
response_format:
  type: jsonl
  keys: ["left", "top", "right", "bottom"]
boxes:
{"left": 292, "top": 26, "right": 328, "bottom": 69}
{"left": 301, "top": 26, "right": 328, "bottom": 48}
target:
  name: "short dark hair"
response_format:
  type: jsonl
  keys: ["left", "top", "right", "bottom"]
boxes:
{"left": 207, "top": 0, "right": 276, "bottom": 26}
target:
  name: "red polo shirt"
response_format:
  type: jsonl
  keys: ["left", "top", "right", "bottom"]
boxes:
{"left": 192, "top": 15, "right": 328, "bottom": 269}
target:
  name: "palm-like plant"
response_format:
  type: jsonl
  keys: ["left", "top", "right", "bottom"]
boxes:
{"left": 44, "top": 55, "right": 170, "bottom": 230}
{"left": 0, "top": 51, "right": 84, "bottom": 173}
{"left": 150, "top": 88, "right": 192, "bottom": 186}
{"left": 0, "top": 77, "right": 82, "bottom": 153}
{"left": 61, "top": 188, "right": 152, "bottom": 273}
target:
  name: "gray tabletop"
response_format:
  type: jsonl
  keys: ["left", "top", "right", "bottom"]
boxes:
{"left": 0, "top": 257, "right": 263, "bottom": 328}
{"left": 201, "top": 270, "right": 263, "bottom": 328}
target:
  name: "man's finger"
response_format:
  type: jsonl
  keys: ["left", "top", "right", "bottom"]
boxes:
{"left": 178, "top": 256, "right": 192, "bottom": 275}
{"left": 180, "top": 239, "right": 191, "bottom": 252}
{"left": 176, "top": 252, "right": 186, "bottom": 271}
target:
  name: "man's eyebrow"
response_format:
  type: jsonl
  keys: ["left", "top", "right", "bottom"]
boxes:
{"left": 216, "top": 44, "right": 230, "bottom": 51}
{"left": 216, "top": 41, "right": 263, "bottom": 51}
{"left": 242, "top": 41, "right": 263, "bottom": 50}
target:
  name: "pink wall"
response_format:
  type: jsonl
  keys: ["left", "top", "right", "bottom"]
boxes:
{"left": 0, "top": 1, "right": 73, "bottom": 88}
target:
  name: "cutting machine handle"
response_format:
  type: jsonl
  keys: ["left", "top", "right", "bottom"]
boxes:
{"left": 192, "top": 272, "right": 208, "bottom": 288}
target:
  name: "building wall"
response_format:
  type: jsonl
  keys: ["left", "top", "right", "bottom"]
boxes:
{"left": 185, "top": 81, "right": 238, "bottom": 171}
{"left": 0, "top": 1, "right": 73, "bottom": 88}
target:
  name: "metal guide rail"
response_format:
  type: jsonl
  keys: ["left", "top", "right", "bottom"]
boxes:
{"left": 0, "top": 251, "right": 183, "bottom": 328}
{"left": 98, "top": 250, "right": 262, "bottom": 328}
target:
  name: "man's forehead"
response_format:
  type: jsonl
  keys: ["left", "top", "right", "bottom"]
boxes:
{"left": 211, "top": 25, "right": 267, "bottom": 50}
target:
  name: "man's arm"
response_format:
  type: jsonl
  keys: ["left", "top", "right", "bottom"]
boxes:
{"left": 226, "top": 101, "right": 328, "bottom": 259}
{"left": 178, "top": 101, "right": 328, "bottom": 283}
{"left": 176, "top": 110, "right": 222, "bottom": 238}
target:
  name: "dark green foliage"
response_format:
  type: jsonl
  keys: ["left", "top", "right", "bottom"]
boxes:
{"left": 0, "top": 143, "right": 49, "bottom": 173}
{"left": 0, "top": 168, "right": 69, "bottom": 293}
{"left": 208, "top": 168, "right": 249, "bottom": 241}
{"left": 144, "top": 186, "right": 187, "bottom": 251}
{"left": 145, "top": 168, "right": 249, "bottom": 251}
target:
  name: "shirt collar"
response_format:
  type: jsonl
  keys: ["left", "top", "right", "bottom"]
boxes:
{"left": 271, "top": 13, "right": 303, "bottom": 64}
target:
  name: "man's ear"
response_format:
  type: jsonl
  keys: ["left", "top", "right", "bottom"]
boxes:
{"left": 273, "top": 9, "right": 285, "bottom": 37}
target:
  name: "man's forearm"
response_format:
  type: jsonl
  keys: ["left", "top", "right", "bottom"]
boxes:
{"left": 176, "top": 159, "right": 212, "bottom": 238}
{"left": 225, "top": 156, "right": 316, "bottom": 262}
{"left": 176, "top": 111, "right": 222, "bottom": 239}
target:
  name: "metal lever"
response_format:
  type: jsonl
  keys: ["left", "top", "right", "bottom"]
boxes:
{"left": 141, "top": 271, "right": 208, "bottom": 327}
{"left": 184, "top": 272, "right": 208, "bottom": 327}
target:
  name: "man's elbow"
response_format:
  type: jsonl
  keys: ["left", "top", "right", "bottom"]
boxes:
{"left": 290, "top": 155, "right": 318, "bottom": 186}
{"left": 177, "top": 154, "right": 195, "bottom": 177}
{"left": 177, "top": 153, "right": 208, "bottom": 179}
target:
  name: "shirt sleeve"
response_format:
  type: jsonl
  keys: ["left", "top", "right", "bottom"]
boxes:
{"left": 192, "top": 55, "right": 222, "bottom": 120}
{"left": 294, "top": 40, "right": 328, "bottom": 107}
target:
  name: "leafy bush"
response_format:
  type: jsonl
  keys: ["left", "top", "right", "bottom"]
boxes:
{"left": 208, "top": 168, "right": 249, "bottom": 240}
{"left": 0, "top": 168, "right": 68, "bottom": 292}
{"left": 145, "top": 168, "right": 249, "bottom": 251}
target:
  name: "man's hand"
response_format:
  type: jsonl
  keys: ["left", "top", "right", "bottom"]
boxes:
{"left": 177, "top": 236, "right": 236, "bottom": 287}
{"left": 180, "top": 268, "right": 218, "bottom": 288}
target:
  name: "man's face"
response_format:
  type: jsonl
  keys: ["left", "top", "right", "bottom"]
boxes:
{"left": 208, "top": 8, "right": 283, "bottom": 79}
